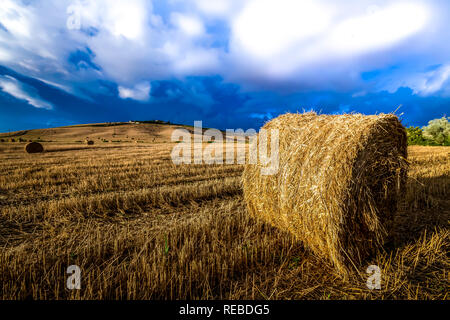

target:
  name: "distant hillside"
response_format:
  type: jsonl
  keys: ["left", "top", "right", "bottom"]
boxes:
{"left": 0, "top": 122, "right": 193, "bottom": 143}
{"left": 0, "top": 121, "right": 232, "bottom": 144}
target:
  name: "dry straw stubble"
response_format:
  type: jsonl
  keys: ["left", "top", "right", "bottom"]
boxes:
{"left": 243, "top": 112, "right": 408, "bottom": 277}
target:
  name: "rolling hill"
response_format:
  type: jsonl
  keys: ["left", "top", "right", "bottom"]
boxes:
{"left": 0, "top": 121, "right": 220, "bottom": 144}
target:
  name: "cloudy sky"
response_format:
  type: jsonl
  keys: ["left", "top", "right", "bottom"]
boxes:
{"left": 0, "top": 0, "right": 449, "bottom": 131}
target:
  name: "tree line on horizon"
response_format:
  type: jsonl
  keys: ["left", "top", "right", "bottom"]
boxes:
{"left": 406, "top": 116, "right": 450, "bottom": 146}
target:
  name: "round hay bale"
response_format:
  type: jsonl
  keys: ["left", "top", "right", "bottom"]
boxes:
{"left": 242, "top": 112, "right": 408, "bottom": 276}
{"left": 25, "top": 142, "right": 44, "bottom": 154}
{"left": 86, "top": 140, "right": 94, "bottom": 145}
{"left": 10, "top": 138, "right": 15, "bottom": 142}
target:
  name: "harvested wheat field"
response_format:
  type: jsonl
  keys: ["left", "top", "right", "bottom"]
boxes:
{"left": 0, "top": 125, "right": 448, "bottom": 299}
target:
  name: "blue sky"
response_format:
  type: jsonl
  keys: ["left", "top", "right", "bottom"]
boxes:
{"left": 0, "top": 0, "right": 449, "bottom": 132}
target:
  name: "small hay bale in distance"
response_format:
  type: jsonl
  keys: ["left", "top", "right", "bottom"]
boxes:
{"left": 25, "top": 142, "right": 44, "bottom": 154}
{"left": 86, "top": 140, "right": 94, "bottom": 145}
{"left": 242, "top": 112, "right": 408, "bottom": 276}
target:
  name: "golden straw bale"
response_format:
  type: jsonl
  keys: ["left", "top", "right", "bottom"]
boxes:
{"left": 242, "top": 112, "right": 408, "bottom": 276}
{"left": 25, "top": 142, "right": 44, "bottom": 154}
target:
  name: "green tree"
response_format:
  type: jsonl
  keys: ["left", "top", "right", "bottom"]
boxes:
{"left": 422, "top": 117, "right": 450, "bottom": 146}
{"left": 406, "top": 126, "right": 427, "bottom": 145}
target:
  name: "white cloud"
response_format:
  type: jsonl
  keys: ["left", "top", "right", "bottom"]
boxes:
{"left": 193, "top": 0, "right": 237, "bottom": 17}
{"left": 107, "top": 2, "right": 147, "bottom": 40}
{"left": 406, "top": 64, "right": 450, "bottom": 96}
{"left": 118, "top": 82, "right": 151, "bottom": 101}
{"left": 421, "top": 65, "right": 450, "bottom": 95}
{"left": 0, "top": 0, "right": 448, "bottom": 97}
{"left": 35, "top": 77, "right": 73, "bottom": 94}
{"left": 0, "top": 0, "right": 32, "bottom": 38}
{"left": 328, "top": 3, "right": 429, "bottom": 55}
{"left": 0, "top": 47, "right": 12, "bottom": 62}
{"left": 73, "top": 0, "right": 150, "bottom": 41}
{"left": 0, "top": 75, "right": 53, "bottom": 109}
{"left": 228, "top": 0, "right": 433, "bottom": 89}
{"left": 171, "top": 13, "right": 205, "bottom": 37}
{"left": 232, "top": 0, "right": 334, "bottom": 60}
{"left": 172, "top": 48, "right": 220, "bottom": 75}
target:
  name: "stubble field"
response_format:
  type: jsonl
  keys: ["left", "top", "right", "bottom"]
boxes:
{"left": 0, "top": 138, "right": 448, "bottom": 300}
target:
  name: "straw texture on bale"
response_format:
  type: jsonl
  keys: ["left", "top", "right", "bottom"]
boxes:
{"left": 25, "top": 142, "right": 44, "bottom": 154}
{"left": 242, "top": 112, "right": 408, "bottom": 276}
{"left": 86, "top": 140, "right": 94, "bottom": 145}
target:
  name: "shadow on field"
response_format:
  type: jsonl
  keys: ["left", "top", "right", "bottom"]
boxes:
{"left": 389, "top": 175, "right": 449, "bottom": 248}
{"left": 45, "top": 145, "right": 127, "bottom": 153}
{"left": 0, "top": 130, "right": 28, "bottom": 138}
{"left": 0, "top": 215, "right": 40, "bottom": 247}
